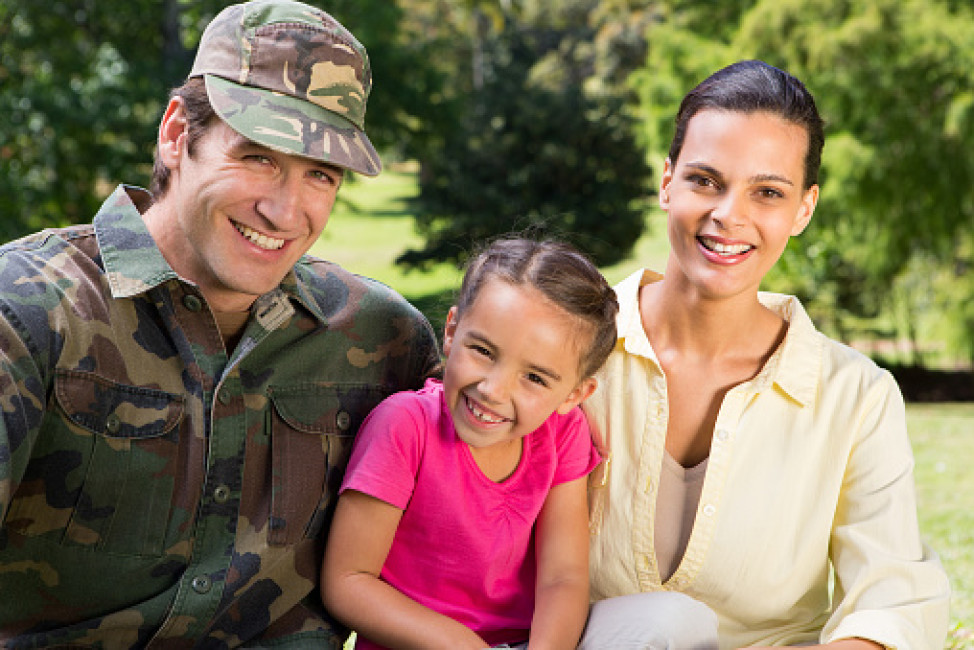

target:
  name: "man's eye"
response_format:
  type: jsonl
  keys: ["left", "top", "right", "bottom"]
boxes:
{"left": 758, "top": 188, "right": 784, "bottom": 199}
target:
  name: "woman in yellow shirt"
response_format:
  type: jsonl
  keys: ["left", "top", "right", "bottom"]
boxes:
{"left": 584, "top": 60, "right": 950, "bottom": 649}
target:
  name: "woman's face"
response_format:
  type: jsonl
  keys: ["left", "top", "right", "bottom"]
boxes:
{"left": 659, "top": 109, "right": 818, "bottom": 302}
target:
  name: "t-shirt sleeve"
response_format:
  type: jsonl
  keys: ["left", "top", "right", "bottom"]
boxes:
{"left": 551, "top": 406, "right": 601, "bottom": 487}
{"left": 340, "top": 391, "right": 426, "bottom": 510}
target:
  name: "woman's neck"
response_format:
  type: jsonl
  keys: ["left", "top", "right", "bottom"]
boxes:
{"left": 640, "top": 275, "right": 783, "bottom": 363}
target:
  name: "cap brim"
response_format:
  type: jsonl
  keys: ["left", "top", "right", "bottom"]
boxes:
{"left": 203, "top": 74, "right": 381, "bottom": 177}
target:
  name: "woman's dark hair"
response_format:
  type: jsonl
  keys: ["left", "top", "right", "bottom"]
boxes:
{"left": 149, "top": 77, "right": 219, "bottom": 199}
{"left": 668, "top": 60, "right": 825, "bottom": 189}
{"left": 456, "top": 238, "right": 619, "bottom": 380}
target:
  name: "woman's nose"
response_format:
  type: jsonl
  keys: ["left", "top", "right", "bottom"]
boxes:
{"left": 710, "top": 190, "right": 748, "bottom": 229}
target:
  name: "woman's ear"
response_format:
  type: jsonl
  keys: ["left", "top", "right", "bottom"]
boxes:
{"left": 659, "top": 158, "right": 674, "bottom": 209}
{"left": 791, "top": 184, "right": 819, "bottom": 236}
{"left": 442, "top": 306, "right": 460, "bottom": 356}
{"left": 157, "top": 97, "right": 189, "bottom": 169}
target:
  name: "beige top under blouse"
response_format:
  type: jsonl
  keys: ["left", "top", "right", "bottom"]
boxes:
{"left": 655, "top": 452, "right": 708, "bottom": 583}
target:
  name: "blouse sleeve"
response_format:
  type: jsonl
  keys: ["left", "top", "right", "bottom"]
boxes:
{"left": 823, "top": 370, "right": 950, "bottom": 649}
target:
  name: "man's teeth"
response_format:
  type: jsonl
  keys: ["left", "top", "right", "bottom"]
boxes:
{"left": 234, "top": 222, "right": 285, "bottom": 250}
{"left": 467, "top": 396, "right": 507, "bottom": 423}
{"left": 700, "top": 236, "right": 752, "bottom": 256}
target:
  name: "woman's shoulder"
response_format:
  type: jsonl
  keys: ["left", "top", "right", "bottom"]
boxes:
{"left": 769, "top": 292, "right": 900, "bottom": 400}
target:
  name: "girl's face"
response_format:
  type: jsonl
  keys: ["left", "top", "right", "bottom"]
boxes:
{"left": 659, "top": 109, "right": 819, "bottom": 301}
{"left": 441, "top": 278, "right": 596, "bottom": 449}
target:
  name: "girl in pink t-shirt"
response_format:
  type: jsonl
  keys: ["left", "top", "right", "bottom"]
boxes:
{"left": 321, "top": 238, "right": 618, "bottom": 649}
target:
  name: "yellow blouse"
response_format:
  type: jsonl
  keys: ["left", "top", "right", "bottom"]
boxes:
{"left": 585, "top": 269, "right": 950, "bottom": 650}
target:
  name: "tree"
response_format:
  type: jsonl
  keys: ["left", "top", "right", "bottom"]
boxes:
{"left": 399, "top": 1, "right": 653, "bottom": 269}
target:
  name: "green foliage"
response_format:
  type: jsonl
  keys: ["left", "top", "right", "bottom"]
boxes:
{"left": 400, "top": 5, "right": 653, "bottom": 269}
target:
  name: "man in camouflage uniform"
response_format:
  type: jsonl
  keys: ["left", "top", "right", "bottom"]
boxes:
{"left": 0, "top": 1, "right": 438, "bottom": 647}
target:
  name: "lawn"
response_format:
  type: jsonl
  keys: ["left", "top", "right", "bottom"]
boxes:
{"left": 318, "top": 168, "right": 974, "bottom": 648}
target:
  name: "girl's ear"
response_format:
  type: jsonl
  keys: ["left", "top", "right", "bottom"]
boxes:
{"left": 442, "top": 306, "right": 460, "bottom": 356}
{"left": 157, "top": 97, "right": 189, "bottom": 169}
{"left": 555, "top": 377, "right": 598, "bottom": 415}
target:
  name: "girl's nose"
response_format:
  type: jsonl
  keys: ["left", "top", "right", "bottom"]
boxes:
{"left": 478, "top": 370, "right": 513, "bottom": 404}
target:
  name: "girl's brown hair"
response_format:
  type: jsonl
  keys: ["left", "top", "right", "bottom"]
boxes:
{"left": 456, "top": 238, "right": 618, "bottom": 379}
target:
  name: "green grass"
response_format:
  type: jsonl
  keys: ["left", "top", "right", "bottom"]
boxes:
{"left": 319, "top": 168, "right": 973, "bottom": 649}
{"left": 911, "top": 403, "right": 974, "bottom": 647}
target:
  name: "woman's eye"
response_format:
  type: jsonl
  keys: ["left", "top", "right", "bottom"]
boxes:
{"left": 245, "top": 154, "right": 272, "bottom": 165}
{"left": 758, "top": 187, "right": 784, "bottom": 199}
{"left": 687, "top": 174, "right": 716, "bottom": 189}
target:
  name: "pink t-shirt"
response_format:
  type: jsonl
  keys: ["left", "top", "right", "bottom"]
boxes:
{"left": 341, "top": 379, "right": 600, "bottom": 649}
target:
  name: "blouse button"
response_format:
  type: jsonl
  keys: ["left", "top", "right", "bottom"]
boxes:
{"left": 183, "top": 295, "right": 203, "bottom": 312}
{"left": 703, "top": 504, "right": 716, "bottom": 517}
{"left": 715, "top": 429, "right": 730, "bottom": 442}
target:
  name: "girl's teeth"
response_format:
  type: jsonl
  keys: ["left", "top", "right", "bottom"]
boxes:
{"left": 467, "top": 396, "right": 506, "bottom": 423}
{"left": 234, "top": 222, "right": 285, "bottom": 250}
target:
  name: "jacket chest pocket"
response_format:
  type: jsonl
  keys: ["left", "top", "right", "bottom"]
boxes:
{"left": 6, "top": 369, "right": 184, "bottom": 556}
{"left": 266, "top": 384, "right": 389, "bottom": 547}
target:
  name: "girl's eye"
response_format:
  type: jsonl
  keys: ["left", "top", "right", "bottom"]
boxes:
{"left": 470, "top": 344, "right": 492, "bottom": 358}
{"left": 526, "top": 373, "right": 548, "bottom": 387}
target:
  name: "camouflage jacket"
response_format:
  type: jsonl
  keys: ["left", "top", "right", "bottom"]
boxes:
{"left": 0, "top": 185, "right": 439, "bottom": 649}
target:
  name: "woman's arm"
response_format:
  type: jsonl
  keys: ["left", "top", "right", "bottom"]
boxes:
{"left": 321, "top": 490, "right": 488, "bottom": 650}
{"left": 528, "top": 475, "right": 591, "bottom": 650}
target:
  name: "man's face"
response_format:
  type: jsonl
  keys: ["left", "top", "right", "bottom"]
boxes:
{"left": 152, "top": 103, "right": 343, "bottom": 312}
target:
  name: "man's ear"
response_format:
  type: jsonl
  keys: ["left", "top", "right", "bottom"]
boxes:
{"left": 442, "top": 306, "right": 459, "bottom": 356}
{"left": 555, "top": 376, "right": 598, "bottom": 415}
{"left": 157, "top": 97, "right": 189, "bottom": 169}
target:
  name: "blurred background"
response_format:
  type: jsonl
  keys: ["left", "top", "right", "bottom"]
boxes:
{"left": 2, "top": 0, "right": 972, "bottom": 644}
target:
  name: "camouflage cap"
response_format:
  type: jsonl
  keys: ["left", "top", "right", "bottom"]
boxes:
{"left": 190, "top": 0, "right": 381, "bottom": 176}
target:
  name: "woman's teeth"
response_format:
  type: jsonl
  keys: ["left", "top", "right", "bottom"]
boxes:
{"left": 700, "top": 236, "right": 752, "bottom": 256}
{"left": 234, "top": 221, "right": 285, "bottom": 250}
